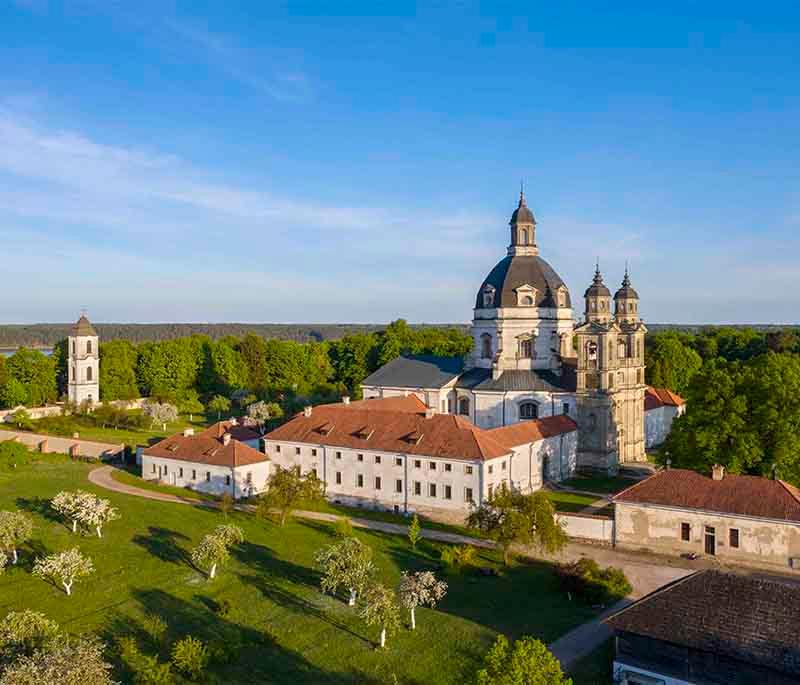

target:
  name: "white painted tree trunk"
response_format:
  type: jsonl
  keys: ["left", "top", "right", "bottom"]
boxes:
{"left": 348, "top": 588, "right": 357, "bottom": 606}
{"left": 11, "top": 549, "right": 17, "bottom": 564}
{"left": 209, "top": 563, "right": 217, "bottom": 579}
{"left": 96, "top": 526, "right": 102, "bottom": 538}
{"left": 63, "top": 580, "right": 72, "bottom": 596}
{"left": 72, "top": 520, "right": 78, "bottom": 533}
{"left": 410, "top": 606, "right": 416, "bottom": 630}
{"left": 380, "top": 628, "right": 386, "bottom": 648}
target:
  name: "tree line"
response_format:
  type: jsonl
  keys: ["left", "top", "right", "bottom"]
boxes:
{"left": 646, "top": 326, "right": 800, "bottom": 485}
{"left": 0, "top": 320, "right": 473, "bottom": 414}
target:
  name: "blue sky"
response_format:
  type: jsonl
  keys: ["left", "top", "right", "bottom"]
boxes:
{"left": 1, "top": 2, "right": 799, "bottom": 325}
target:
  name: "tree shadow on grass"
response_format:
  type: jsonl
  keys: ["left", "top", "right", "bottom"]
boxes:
{"left": 15, "top": 496, "right": 63, "bottom": 527}
{"left": 231, "top": 540, "right": 319, "bottom": 587}
{"left": 17, "top": 538, "right": 48, "bottom": 573}
{"left": 131, "top": 526, "right": 192, "bottom": 566}
{"left": 103, "top": 588, "right": 388, "bottom": 684}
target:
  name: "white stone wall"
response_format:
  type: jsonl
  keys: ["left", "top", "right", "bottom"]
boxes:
{"left": 265, "top": 440, "right": 485, "bottom": 517}
{"left": 506, "top": 431, "right": 577, "bottom": 489}
{"left": 472, "top": 390, "right": 576, "bottom": 429}
{"left": 644, "top": 405, "right": 684, "bottom": 448}
{"left": 615, "top": 502, "right": 800, "bottom": 570}
{"left": 141, "top": 453, "right": 270, "bottom": 499}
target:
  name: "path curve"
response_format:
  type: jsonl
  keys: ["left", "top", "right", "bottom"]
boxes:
{"left": 88, "top": 465, "right": 692, "bottom": 668}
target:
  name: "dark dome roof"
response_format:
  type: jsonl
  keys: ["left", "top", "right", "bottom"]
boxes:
{"left": 476, "top": 255, "right": 571, "bottom": 309}
{"left": 584, "top": 267, "right": 611, "bottom": 298}
{"left": 510, "top": 191, "right": 535, "bottom": 225}
{"left": 72, "top": 315, "right": 97, "bottom": 336}
{"left": 614, "top": 271, "right": 639, "bottom": 299}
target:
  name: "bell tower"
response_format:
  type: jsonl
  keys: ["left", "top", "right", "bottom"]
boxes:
{"left": 67, "top": 313, "right": 100, "bottom": 407}
{"left": 507, "top": 187, "right": 538, "bottom": 257}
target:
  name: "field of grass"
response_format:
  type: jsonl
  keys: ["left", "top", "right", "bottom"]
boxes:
{"left": 560, "top": 475, "right": 639, "bottom": 495}
{"left": 109, "top": 466, "right": 219, "bottom": 503}
{"left": 567, "top": 638, "right": 614, "bottom": 684}
{"left": 544, "top": 491, "right": 599, "bottom": 513}
{"left": 0, "top": 459, "right": 600, "bottom": 684}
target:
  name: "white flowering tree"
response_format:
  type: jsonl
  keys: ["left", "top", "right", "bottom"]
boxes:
{"left": 314, "top": 537, "right": 375, "bottom": 607}
{"left": 190, "top": 535, "right": 228, "bottom": 580}
{"left": 0, "top": 610, "right": 60, "bottom": 664}
{"left": 0, "top": 512, "right": 33, "bottom": 565}
{"left": 0, "top": 635, "right": 115, "bottom": 685}
{"left": 398, "top": 570, "right": 448, "bottom": 630}
{"left": 360, "top": 582, "right": 401, "bottom": 649}
{"left": 50, "top": 492, "right": 89, "bottom": 534}
{"left": 246, "top": 401, "right": 282, "bottom": 429}
{"left": 78, "top": 498, "right": 119, "bottom": 539}
{"left": 213, "top": 524, "right": 244, "bottom": 547}
{"left": 142, "top": 402, "right": 178, "bottom": 430}
{"left": 32, "top": 549, "right": 94, "bottom": 596}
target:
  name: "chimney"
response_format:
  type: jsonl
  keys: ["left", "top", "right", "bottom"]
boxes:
{"left": 183, "top": 428, "right": 194, "bottom": 437}
{"left": 342, "top": 396, "right": 351, "bottom": 405}
{"left": 711, "top": 464, "right": 725, "bottom": 481}
{"left": 222, "top": 433, "right": 232, "bottom": 446}
{"left": 425, "top": 407, "right": 436, "bottom": 419}
{"left": 303, "top": 406, "right": 313, "bottom": 418}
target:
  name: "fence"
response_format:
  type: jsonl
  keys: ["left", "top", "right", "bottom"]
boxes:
{"left": 557, "top": 512, "right": 615, "bottom": 544}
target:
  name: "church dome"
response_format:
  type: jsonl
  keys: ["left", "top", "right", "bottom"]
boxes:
{"left": 614, "top": 270, "right": 639, "bottom": 300}
{"left": 510, "top": 197, "right": 535, "bottom": 225}
{"left": 475, "top": 255, "right": 571, "bottom": 309}
{"left": 584, "top": 266, "right": 611, "bottom": 298}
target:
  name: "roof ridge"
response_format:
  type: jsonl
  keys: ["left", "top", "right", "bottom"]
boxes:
{"left": 778, "top": 479, "right": 800, "bottom": 509}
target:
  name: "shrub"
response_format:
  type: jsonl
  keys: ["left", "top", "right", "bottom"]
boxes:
{"left": 0, "top": 443, "right": 31, "bottom": 470}
{"left": 556, "top": 558, "right": 632, "bottom": 604}
{"left": 171, "top": 636, "right": 209, "bottom": 681}
{"left": 334, "top": 517, "right": 354, "bottom": 538}
{"left": 440, "top": 544, "right": 477, "bottom": 575}
{"left": 214, "top": 599, "right": 232, "bottom": 618}
{"left": 141, "top": 614, "right": 168, "bottom": 649}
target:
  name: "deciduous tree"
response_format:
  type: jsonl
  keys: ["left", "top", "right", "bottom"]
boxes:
{"left": 0, "top": 610, "right": 60, "bottom": 665}
{"left": 33, "top": 548, "right": 94, "bottom": 596}
{"left": 360, "top": 582, "right": 401, "bottom": 649}
{"left": 398, "top": 571, "right": 447, "bottom": 630}
{"left": 0, "top": 512, "right": 33, "bottom": 563}
{"left": 0, "top": 636, "right": 114, "bottom": 685}
{"left": 207, "top": 395, "right": 231, "bottom": 420}
{"left": 476, "top": 635, "right": 572, "bottom": 685}
{"left": 315, "top": 537, "right": 375, "bottom": 606}
{"left": 257, "top": 465, "right": 324, "bottom": 526}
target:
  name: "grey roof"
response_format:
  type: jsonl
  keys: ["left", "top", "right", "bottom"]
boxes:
{"left": 71, "top": 315, "right": 97, "bottom": 337}
{"left": 510, "top": 192, "right": 535, "bottom": 225}
{"left": 471, "top": 368, "right": 577, "bottom": 393}
{"left": 454, "top": 367, "right": 492, "bottom": 389}
{"left": 361, "top": 355, "right": 464, "bottom": 389}
{"left": 614, "top": 270, "right": 639, "bottom": 300}
{"left": 475, "top": 255, "right": 571, "bottom": 309}
{"left": 583, "top": 266, "right": 611, "bottom": 298}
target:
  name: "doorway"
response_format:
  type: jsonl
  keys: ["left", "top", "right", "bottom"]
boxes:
{"left": 704, "top": 526, "right": 716, "bottom": 555}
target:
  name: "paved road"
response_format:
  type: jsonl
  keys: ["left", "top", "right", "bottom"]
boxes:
{"left": 88, "top": 465, "right": 693, "bottom": 667}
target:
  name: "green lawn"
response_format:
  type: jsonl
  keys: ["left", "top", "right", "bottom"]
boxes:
{"left": 5, "top": 411, "right": 218, "bottom": 449}
{"left": 560, "top": 475, "right": 639, "bottom": 495}
{"left": 0, "top": 459, "right": 600, "bottom": 684}
{"left": 567, "top": 638, "right": 614, "bottom": 684}
{"left": 109, "top": 466, "right": 219, "bottom": 503}
{"left": 545, "top": 491, "right": 599, "bottom": 513}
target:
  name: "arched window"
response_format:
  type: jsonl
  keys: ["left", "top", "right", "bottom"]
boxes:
{"left": 458, "top": 397, "right": 470, "bottom": 416}
{"left": 608, "top": 373, "right": 614, "bottom": 388}
{"left": 520, "top": 228, "right": 529, "bottom": 244}
{"left": 590, "top": 301, "right": 597, "bottom": 311}
{"left": 587, "top": 341, "right": 598, "bottom": 360}
{"left": 522, "top": 295, "right": 534, "bottom": 306}
{"left": 617, "top": 371, "right": 624, "bottom": 385}
{"left": 599, "top": 301, "right": 605, "bottom": 311}
{"left": 519, "top": 402, "right": 538, "bottom": 420}
{"left": 481, "top": 333, "right": 492, "bottom": 359}
{"left": 618, "top": 339, "right": 627, "bottom": 359}
{"left": 636, "top": 340, "right": 642, "bottom": 357}
{"left": 86, "top": 366, "right": 93, "bottom": 382}
{"left": 86, "top": 340, "right": 92, "bottom": 354}
{"left": 519, "top": 339, "right": 533, "bottom": 358}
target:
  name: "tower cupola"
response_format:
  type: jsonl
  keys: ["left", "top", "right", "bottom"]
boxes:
{"left": 507, "top": 188, "right": 538, "bottom": 256}
{"left": 584, "top": 263, "right": 612, "bottom": 324}
{"left": 614, "top": 266, "right": 640, "bottom": 323}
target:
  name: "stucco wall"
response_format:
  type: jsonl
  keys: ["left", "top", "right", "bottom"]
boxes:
{"left": 615, "top": 501, "right": 800, "bottom": 570}
{"left": 644, "top": 405, "right": 684, "bottom": 448}
{"left": 0, "top": 428, "right": 123, "bottom": 459}
{"left": 557, "top": 512, "right": 614, "bottom": 543}
{"left": 141, "top": 454, "right": 270, "bottom": 499}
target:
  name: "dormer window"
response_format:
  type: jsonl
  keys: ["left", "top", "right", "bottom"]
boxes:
{"left": 482, "top": 285, "right": 495, "bottom": 308}
{"left": 515, "top": 284, "right": 537, "bottom": 307}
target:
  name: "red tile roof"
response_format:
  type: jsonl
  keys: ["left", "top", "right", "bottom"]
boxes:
{"left": 201, "top": 420, "right": 262, "bottom": 442}
{"left": 146, "top": 431, "right": 268, "bottom": 468}
{"left": 644, "top": 386, "right": 685, "bottom": 410}
{"left": 338, "top": 395, "right": 428, "bottom": 413}
{"left": 484, "top": 415, "right": 577, "bottom": 449}
{"left": 614, "top": 468, "right": 800, "bottom": 522}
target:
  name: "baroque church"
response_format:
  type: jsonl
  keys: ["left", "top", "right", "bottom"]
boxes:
{"left": 362, "top": 190, "right": 648, "bottom": 474}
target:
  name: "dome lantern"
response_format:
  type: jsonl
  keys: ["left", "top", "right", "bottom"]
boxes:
{"left": 507, "top": 187, "right": 538, "bottom": 257}
{"left": 584, "top": 261, "right": 612, "bottom": 324}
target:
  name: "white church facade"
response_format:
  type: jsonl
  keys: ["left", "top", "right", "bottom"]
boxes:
{"left": 362, "top": 191, "right": 670, "bottom": 475}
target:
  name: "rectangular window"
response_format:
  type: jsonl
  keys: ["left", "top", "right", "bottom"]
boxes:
{"left": 179, "top": 467, "right": 183, "bottom": 478}
{"left": 357, "top": 454, "right": 364, "bottom": 462}
{"left": 729, "top": 528, "right": 740, "bottom": 549}
{"left": 465, "top": 465, "right": 473, "bottom": 475}
{"left": 444, "top": 463, "right": 452, "bottom": 472}
{"left": 375, "top": 476, "right": 381, "bottom": 490}
{"left": 395, "top": 479, "right": 402, "bottom": 493}
{"left": 357, "top": 474, "right": 364, "bottom": 488}
{"left": 501, "top": 461, "right": 507, "bottom": 471}
{"left": 414, "top": 460, "right": 421, "bottom": 469}
{"left": 374, "top": 455, "right": 381, "bottom": 464}
{"left": 163, "top": 465, "right": 168, "bottom": 475}
{"left": 335, "top": 471, "right": 342, "bottom": 485}
{"left": 225, "top": 475, "right": 231, "bottom": 486}
{"left": 444, "top": 485, "right": 452, "bottom": 500}
{"left": 151, "top": 464, "right": 156, "bottom": 474}
{"left": 395, "top": 457, "right": 402, "bottom": 467}
{"left": 465, "top": 487, "right": 474, "bottom": 503}
{"left": 681, "top": 522, "right": 691, "bottom": 541}
{"left": 311, "top": 468, "right": 318, "bottom": 479}
{"left": 441, "top": 399, "right": 446, "bottom": 412}
{"left": 206, "top": 472, "right": 211, "bottom": 482}
{"left": 488, "top": 465, "right": 494, "bottom": 475}
{"left": 429, "top": 462, "right": 436, "bottom": 470}
{"left": 413, "top": 481, "right": 421, "bottom": 496}
{"left": 311, "top": 448, "right": 317, "bottom": 457}
{"left": 295, "top": 447, "right": 301, "bottom": 455}
{"left": 276, "top": 445, "right": 281, "bottom": 453}
{"left": 191, "top": 469, "right": 196, "bottom": 480}
{"left": 562, "top": 402, "right": 570, "bottom": 415}
{"left": 336, "top": 451, "right": 342, "bottom": 460}
{"left": 246, "top": 472, "right": 252, "bottom": 483}
{"left": 429, "top": 483, "right": 437, "bottom": 498}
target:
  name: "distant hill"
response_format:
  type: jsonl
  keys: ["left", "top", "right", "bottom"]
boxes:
{"left": 0, "top": 322, "right": 796, "bottom": 350}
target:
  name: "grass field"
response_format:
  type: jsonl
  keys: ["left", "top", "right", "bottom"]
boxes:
{"left": 544, "top": 491, "right": 600, "bottom": 514}
{"left": 0, "top": 459, "right": 600, "bottom": 684}
{"left": 560, "top": 475, "right": 639, "bottom": 495}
